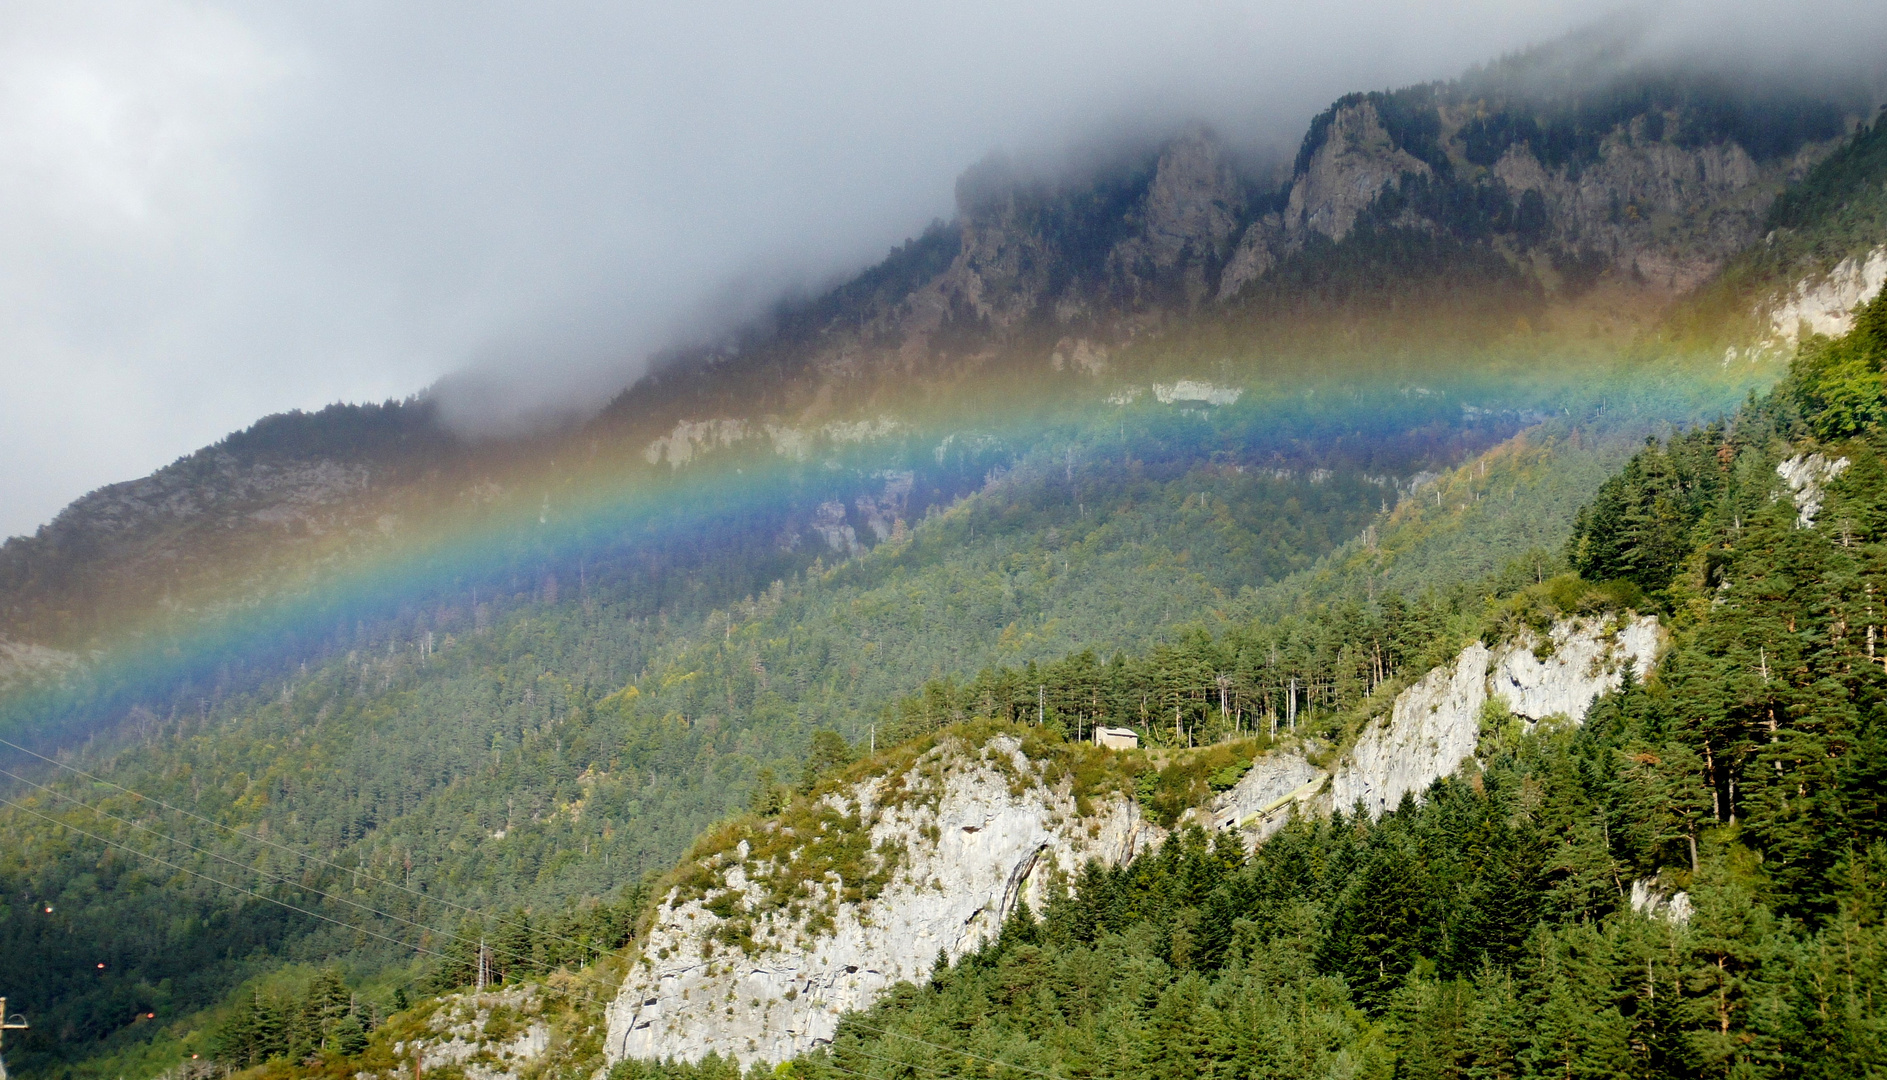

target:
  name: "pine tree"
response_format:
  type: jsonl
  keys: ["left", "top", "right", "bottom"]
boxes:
{"left": 1319, "top": 836, "right": 1434, "bottom": 1012}
{"left": 301, "top": 968, "right": 351, "bottom": 1055}
{"left": 492, "top": 907, "right": 538, "bottom": 983}
{"left": 1140, "top": 973, "right": 1216, "bottom": 1080}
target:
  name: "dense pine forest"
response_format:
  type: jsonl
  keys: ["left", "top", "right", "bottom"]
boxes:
{"left": 0, "top": 367, "right": 1688, "bottom": 1079}
{"left": 600, "top": 289, "right": 1887, "bottom": 1080}
{"left": 2, "top": 314, "right": 1872, "bottom": 1080}
{"left": 104, "top": 278, "right": 1887, "bottom": 1080}
{"left": 3, "top": 48, "right": 1885, "bottom": 1080}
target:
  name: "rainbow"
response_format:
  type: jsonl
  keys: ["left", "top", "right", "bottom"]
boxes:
{"left": 0, "top": 336, "right": 1776, "bottom": 750}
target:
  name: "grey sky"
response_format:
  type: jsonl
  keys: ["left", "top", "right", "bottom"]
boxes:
{"left": 1, "top": 1, "right": 1881, "bottom": 539}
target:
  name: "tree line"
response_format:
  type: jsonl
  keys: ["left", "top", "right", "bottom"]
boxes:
{"left": 878, "top": 591, "right": 1459, "bottom": 749}
{"left": 618, "top": 288, "right": 1887, "bottom": 1080}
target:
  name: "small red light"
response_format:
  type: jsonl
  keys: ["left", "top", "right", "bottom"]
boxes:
{"left": 147, "top": 1012, "right": 156, "bottom": 1019}
{"left": 97, "top": 962, "right": 106, "bottom": 969}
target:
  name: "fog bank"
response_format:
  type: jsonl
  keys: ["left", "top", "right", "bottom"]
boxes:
{"left": 3, "top": 0, "right": 1884, "bottom": 537}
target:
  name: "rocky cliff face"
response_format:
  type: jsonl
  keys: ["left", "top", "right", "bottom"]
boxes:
{"left": 1215, "top": 98, "right": 1434, "bottom": 300}
{"left": 1490, "top": 137, "right": 1790, "bottom": 293}
{"left": 1217, "top": 93, "right": 1837, "bottom": 301}
{"left": 1287, "top": 98, "right": 1435, "bottom": 245}
{"left": 1103, "top": 127, "right": 1248, "bottom": 308}
{"left": 606, "top": 615, "right": 1663, "bottom": 1067}
{"left": 921, "top": 126, "right": 1249, "bottom": 332}
{"left": 1327, "top": 614, "right": 1662, "bottom": 818}
{"left": 1768, "top": 245, "right": 1887, "bottom": 344}
{"left": 604, "top": 732, "right": 1163, "bottom": 1067}
{"left": 866, "top": 62, "right": 1846, "bottom": 348}
{"left": 1205, "top": 614, "right": 1663, "bottom": 838}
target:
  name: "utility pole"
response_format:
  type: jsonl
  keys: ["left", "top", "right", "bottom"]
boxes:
{"left": 0, "top": 997, "right": 28, "bottom": 1080}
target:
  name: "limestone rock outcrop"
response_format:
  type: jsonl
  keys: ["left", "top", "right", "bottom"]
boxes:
{"left": 604, "top": 733, "right": 1162, "bottom": 1067}
{"left": 1490, "top": 615, "right": 1663, "bottom": 722}
{"left": 606, "top": 616, "right": 1664, "bottom": 1069}
{"left": 1215, "top": 614, "right": 1665, "bottom": 833}
{"left": 1777, "top": 452, "right": 1851, "bottom": 527}
{"left": 1205, "top": 749, "right": 1325, "bottom": 841}
{"left": 1329, "top": 640, "right": 1493, "bottom": 819}
{"left": 1287, "top": 98, "right": 1433, "bottom": 245}
{"left": 393, "top": 987, "right": 553, "bottom": 1080}
{"left": 1329, "top": 615, "right": 1662, "bottom": 819}
{"left": 1768, "top": 246, "right": 1887, "bottom": 344}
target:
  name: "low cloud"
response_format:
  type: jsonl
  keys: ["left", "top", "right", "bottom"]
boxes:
{"left": 2, "top": 0, "right": 1883, "bottom": 536}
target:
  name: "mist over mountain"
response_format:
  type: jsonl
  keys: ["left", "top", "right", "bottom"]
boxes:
{"left": 2, "top": 15, "right": 1887, "bottom": 1080}
{"left": 6, "top": 1, "right": 1887, "bottom": 538}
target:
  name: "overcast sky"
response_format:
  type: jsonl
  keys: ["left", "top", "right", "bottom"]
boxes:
{"left": 2, "top": 1, "right": 1883, "bottom": 539}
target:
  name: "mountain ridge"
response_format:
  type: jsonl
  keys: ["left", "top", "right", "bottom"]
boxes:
{"left": 3, "top": 35, "right": 1886, "bottom": 1080}
{"left": 5, "top": 45, "right": 1875, "bottom": 662}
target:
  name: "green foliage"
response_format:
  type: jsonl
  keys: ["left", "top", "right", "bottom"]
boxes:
{"left": 746, "top": 768, "right": 790, "bottom": 817}
{"left": 212, "top": 967, "right": 371, "bottom": 1070}
{"left": 795, "top": 731, "right": 854, "bottom": 796}
{"left": 214, "top": 963, "right": 625, "bottom": 1080}
{"left": 0, "top": 361, "right": 1758, "bottom": 1080}
{"left": 1481, "top": 572, "right": 1644, "bottom": 645}
{"left": 0, "top": 280, "right": 1789, "bottom": 1079}
{"left": 1792, "top": 287, "right": 1887, "bottom": 439}
{"left": 2, "top": 30, "right": 1870, "bottom": 1076}
{"left": 1566, "top": 420, "right": 1753, "bottom": 595}
{"left": 0, "top": 394, "right": 1515, "bottom": 1077}
{"left": 1767, "top": 107, "right": 1887, "bottom": 234}
{"left": 760, "top": 302, "right": 1887, "bottom": 1080}
{"left": 880, "top": 590, "right": 1469, "bottom": 756}
{"left": 607, "top": 1052, "right": 752, "bottom": 1080}
{"left": 1139, "top": 741, "right": 1262, "bottom": 827}
{"left": 779, "top": 697, "right": 1887, "bottom": 1080}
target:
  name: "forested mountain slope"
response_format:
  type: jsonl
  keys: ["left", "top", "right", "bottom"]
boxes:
{"left": 0, "top": 34, "right": 1882, "bottom": 1080}
{"left": 702, "top": 271, "right": 1887, "bottom": 1080}
{"left": 1, "top": 35, "right": 1871, "bottom": 660}
{"left": 155, "top": 288, "right": 1887, "bottom": 1080}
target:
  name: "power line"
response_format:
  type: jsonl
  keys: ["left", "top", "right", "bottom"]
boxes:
{"left": 1, "top": 776, "right": 647, "bottom": 1005}
{"left": 0, "top": 735, "right": 605, "bottom": 956}
{"left": 1, "top": 787, "right": 912, "bottom": 1079}
{"left": 5, "top": 768, "right": 629, "bottom": 1001}
{"left": 0, "top": 748, "right": 1066, "bottom": 1080}
{"left": 0, "top": 766, "right": 564, "bottom": 976}
{"left": 0, "top": 794, "right": 451, "bottom": 964}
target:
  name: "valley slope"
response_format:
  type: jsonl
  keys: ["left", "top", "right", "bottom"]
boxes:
{"left": 1, "top": 34, "right": 1885, "bottom": 1080}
